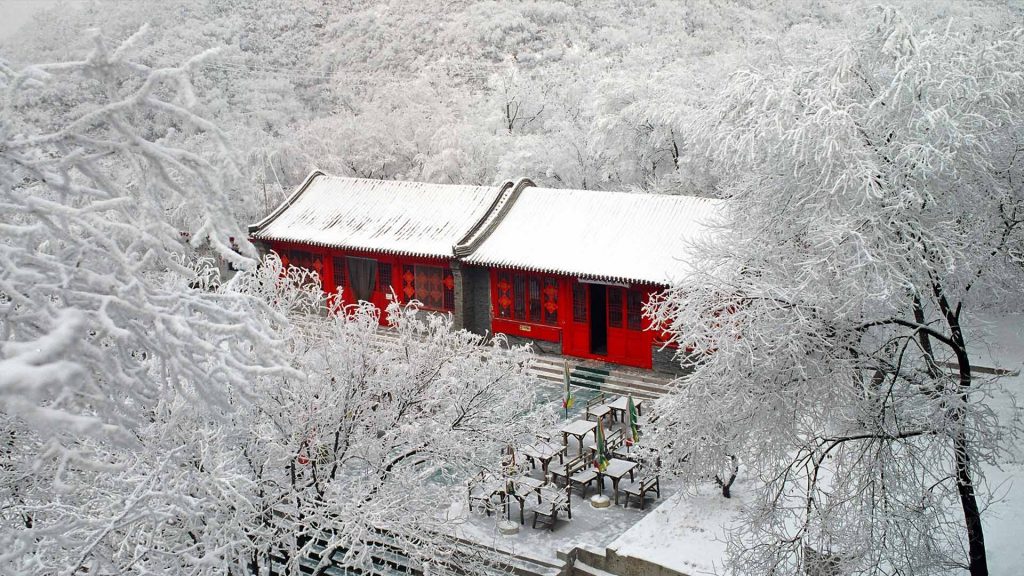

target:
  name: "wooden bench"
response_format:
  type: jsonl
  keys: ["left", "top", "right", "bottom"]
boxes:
{"left": 622, "top": 475, "right": 660, "bottom": 509}
{"left": 530, "top": 485, "right": 572, "bottom": 531}
{"left": 549, "top": 455, "right": 581, "bottom": 487}
{"left": 611, "top": 428, "right": 642, "bottom": 460}
{"left": 467, "top": 471, "right": 500, "bottom": 515}
{"left": 584, "top": 427, "right": 623, "bottom": 457}
{"left": 567, "top": 457, "right": 599, "bottom": 497}
{"left": 585, "top": 393, "right": 612, "bottom": 422}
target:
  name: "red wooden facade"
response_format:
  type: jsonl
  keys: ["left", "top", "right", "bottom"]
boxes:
{"left": 487, "top": 267, "right": 663, "bottom": 369}
{"left": 267, "top": 239, "right": 670, "bottom": 369}
{"left": 269, "top": 240, "right": 456, "bottom": 319}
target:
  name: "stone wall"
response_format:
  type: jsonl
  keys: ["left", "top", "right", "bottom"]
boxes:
{"left": 651, "top": 345, "right": 680, "bottom": 376}
{"left": 565, "top": 546, "right": 691, "bottom": 576}
{"left": 461, "top": 265, "right": 493, "bottom": 336}
{"left": 651, "top": 345, "right": 698, "bottom": 378}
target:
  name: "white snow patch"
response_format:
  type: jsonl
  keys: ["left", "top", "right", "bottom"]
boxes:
{"left": 609, "top": 482, "right": 746, "bottom": 575}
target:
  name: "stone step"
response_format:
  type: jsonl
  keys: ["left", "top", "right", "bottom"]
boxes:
{"left": 572, "top": 561, "right": 618, "bottom": 576}
{"left": 358, "top": 326, "right": 678, "bottom": 400}
{"left": 531, "top": 360, "right": 677, "bottom": 389}
{"left": 528, "top": 364, "right": 673, "bottom": 399}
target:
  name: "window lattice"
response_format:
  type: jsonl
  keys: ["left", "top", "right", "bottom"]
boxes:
{"left": 627, "top": 290, "right": 643, "bottom": 331}
{"left": 572, "top": 283, "right": 586, "bottom": 323}
{"left": 402, "top": 265, "right": 415, "bottom": 302}
{"left": 542, "top": 278, "right": 559, "bottom": 325}
{"left": 333, "top": 257, "right": 346, "bottom": 294}
{"left": 496, "top": 272, "right": 512, "bottom": 318}
{"left": 379, "top": 263, "right": 392, "bottom": 296}
{"left": 443, "top": 269, "right": 455, "bottom": 311}
{"left": 608, "top": 287, "right": 623, "bottom": 328}
{"left": 513, "top": 274, "right": 526, "bottom": 320}
{"left": 415, "top": 265, "right": 445, "bottom": 310}
{"left": 528, "top": 277, "right": 541, "bottom": 322}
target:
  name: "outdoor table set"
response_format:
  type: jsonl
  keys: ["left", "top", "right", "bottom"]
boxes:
{"left": 597, "top": 457, "right": 638, "bottom": 505}
{"left": 468, "top": 392, "right": 657, "bottom": 531}
{"left": 559, "top": 419, "right": 597, "bottom": 456}
{"left": 470, "top": 469, "right": 575, "bottom": 530}
{"left": 521, "top": 438, "right": 567, "bottom": 475}
{"left": 605, "top": 395, "right": 643, "bottom": 422}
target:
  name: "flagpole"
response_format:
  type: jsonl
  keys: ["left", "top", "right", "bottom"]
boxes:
{"left": 562, "top": 360, "right": 573, "bottom": 420}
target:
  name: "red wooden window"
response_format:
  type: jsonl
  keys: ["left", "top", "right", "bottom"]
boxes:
{"left": 608, "top": 287, "right": 623, "bottom": 328}
{"left": 572, "top": 282, "right": 586, "bottom": 323}
{"left": 542, "top": 278, "right": 559, "bottom": 324}
{"left": 513, "top": 274, "right": 526, "bottom": 320}
{"left": 400, "top": 264, "right": 453, "bottom": 311}
{"left": 443, "top": 270, "right": 455, "bottom": 310}
{"left": 501, "top": 272, "right": 559, "bottom": 325}
{"left": 287, "top": 250, "right": 321, "bottom": 285}
{"left": 379, "top": 263, "right": 392, "bottom": 295}
{"left": 415, "top": 265, "right": 444, "bottom": 309}
{"left": 402, "top": 265, "right": 415, "bottom": 303}
{"left": 497, "top": 272, "right": 512, "bottom": 318}
{"left": 627, "top": 290, "right": 643, "bottom": 331}
{"left": 528, "top": 278, "right": 541, "bottom": 322}
{"left": 333, "top": 257, "right": 346, "bottom": 293}
{"left": 290, "top": 250, "right": 313, "bottom": 270}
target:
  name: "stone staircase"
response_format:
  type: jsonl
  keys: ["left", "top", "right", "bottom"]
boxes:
{"left": 528, "top": 356, "right": 678, "bottom": 400}
{"left": 355, "top": 325, "right": 680, "bottom": 400}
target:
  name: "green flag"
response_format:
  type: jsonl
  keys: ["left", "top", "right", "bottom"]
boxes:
{"left": 594, "top": 418, "right": 609, "bottom": 472}
{"left": 627, "top": 395, "right": 641, "bottom": 446}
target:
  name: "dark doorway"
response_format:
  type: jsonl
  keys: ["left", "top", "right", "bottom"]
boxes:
{"left": 589, "top": 284, "right": 607, "bottom": 355}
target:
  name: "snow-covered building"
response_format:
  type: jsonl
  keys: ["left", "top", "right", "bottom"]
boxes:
{"left": 248, "top": 170, "right": 506, "bottom": 316}
{"left": 249, "top": 171, "right": 723, "bottom": 371}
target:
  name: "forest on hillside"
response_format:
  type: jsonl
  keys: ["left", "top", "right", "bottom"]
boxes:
{"left": 3, "top": 0, "right": 1019, "bottom": 222}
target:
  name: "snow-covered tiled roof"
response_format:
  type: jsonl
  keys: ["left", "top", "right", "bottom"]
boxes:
{"left": 463, "top": 186, "right": 725, "bottom": 285}
{"left": 249, "top": 171, "right": 504, "bottom": 259}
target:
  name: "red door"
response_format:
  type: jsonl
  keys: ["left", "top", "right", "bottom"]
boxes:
{"left": 556, "top": 280, "right": 653, "bottom": 369}
{"left": 563, "top": 280, "right": 589, "bottom": 357}
{"left": 606, "top": 286, "right": 628, "bottom": 361}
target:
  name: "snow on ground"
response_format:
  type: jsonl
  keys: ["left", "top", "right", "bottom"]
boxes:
{"left": 610, "top": 481, "right": 748, "bottom": 575}
{"left": 970, "top": 313, "right": 1024, "bottom": 575}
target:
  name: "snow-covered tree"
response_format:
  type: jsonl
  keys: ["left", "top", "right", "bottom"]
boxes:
{"left": 647, "top": 10, "right": 1023, "bottom": 576}
{"left": 0, "top": 27, "right": 297, "bottom": 575}
{"left": 0, "top": 26, "right": 552, "bottom": 571}
{"left": 221, "top": 255, "right": 555, "bottom": 575}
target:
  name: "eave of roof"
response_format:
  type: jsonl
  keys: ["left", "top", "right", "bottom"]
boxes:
{"left": 462, "top": 186, "right": 724, "bottom": 285}
{"left": 248, "top": 171, "right": 504, "bottom": 260}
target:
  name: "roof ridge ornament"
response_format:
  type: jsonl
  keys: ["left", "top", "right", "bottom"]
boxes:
{"left": 454, "top": 177, "right": 534, "bottom": 258}
{"left": 248, "top": 168, "right": 325, "bottom": 234}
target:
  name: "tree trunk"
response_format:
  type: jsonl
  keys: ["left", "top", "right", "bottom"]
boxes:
{"left": 715, "top": 455, "right": 739, "bottom": 499}
{"left": 954, "top": 349, "right": 987, "bottom": 576}
{"left": 956, "top": 429, "right": 988, "bottom": 576}
{"left": 943, "top": 299, "right": 988, "bottom": 576}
